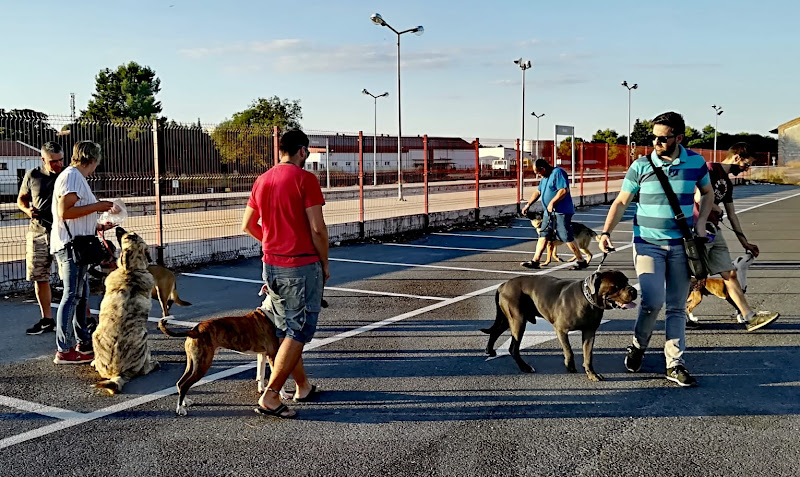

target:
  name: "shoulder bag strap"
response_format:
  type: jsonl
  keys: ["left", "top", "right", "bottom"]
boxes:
{"left": 645, "top": 156, "right": 694, "bottom": 240}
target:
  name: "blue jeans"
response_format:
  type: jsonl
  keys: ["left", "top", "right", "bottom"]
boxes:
{"left": 54, "top": 247, "right": 93, "bottom": 352}
{"left": 632, "top": 241, "right": 692, "bottom": 368}
{"left": 540, "top": 212, "right": 575, "bottom": 242}
{"left": 261, "top": 262, "right": 323, "bottom": 344}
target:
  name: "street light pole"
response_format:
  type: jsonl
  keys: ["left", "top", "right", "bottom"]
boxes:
{"left": 371, "top": 13, "right": 423, "bottom": 201}
{"left": 531, "top": 112, "right": 545, "bottom": 160}
{"left": 514, "top": 58, "right": 532, "bottom": 202}
{"left": 362, "top": 89, "right": 389, "bottom": 186}
{"left": 621, "top": 81, "right": 638, "bottom": 166}
{"left": 712, "top": 104, "right": 724, "bottom": 162}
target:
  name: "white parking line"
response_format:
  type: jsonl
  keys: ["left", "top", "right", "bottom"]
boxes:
{"left": 48, "top": 304, "right": 196, "bottom": 327}
{"left": 432, "top": 232, "right": 534, "bottom": 240}
{"left": 0, "top": 395, "right": 85, "bottom": 421}
{"left": 331, "top": 257, "right": 541, "bottom": 276}
{"left": 383, "top": 243, "right": 531, "bottom": 254}
{"left": 183, "top": 272, "right": 447, "bottom": 301}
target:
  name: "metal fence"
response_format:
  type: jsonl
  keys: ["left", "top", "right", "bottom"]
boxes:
{"left": 0, "top": 111, "right": 769, "bottom": 292}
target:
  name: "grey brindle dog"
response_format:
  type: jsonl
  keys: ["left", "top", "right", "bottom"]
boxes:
{"left": 481, "top": 271, "right": 637, "bottom": 381}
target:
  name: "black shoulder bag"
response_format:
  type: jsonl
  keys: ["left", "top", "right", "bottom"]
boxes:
{"left": 646, "top": 157, "right": 710, "bottom": 279}
{"left": 64, "top": 221, "right": 106, "bottom": 266}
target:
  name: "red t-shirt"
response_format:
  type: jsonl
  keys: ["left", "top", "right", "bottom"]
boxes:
{"left": 247, "top": 163, "right": 325, "bottom": 267}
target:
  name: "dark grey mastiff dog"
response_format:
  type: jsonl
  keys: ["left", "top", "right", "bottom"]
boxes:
{"left": 481, "top": 271, "right": 637, "bottom": 381}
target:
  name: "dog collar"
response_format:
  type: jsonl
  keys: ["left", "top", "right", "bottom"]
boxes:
{"left": 582, "top": 276, "right": 603, "bottom": 309}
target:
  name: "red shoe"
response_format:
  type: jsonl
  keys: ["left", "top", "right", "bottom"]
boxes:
{"left": 53, "top": 348, "right": 93, "bottom": 365}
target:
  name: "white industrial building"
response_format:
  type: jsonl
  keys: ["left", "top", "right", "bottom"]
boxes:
{"left": 0, "top": 141, "right": 40, "bottom": 198}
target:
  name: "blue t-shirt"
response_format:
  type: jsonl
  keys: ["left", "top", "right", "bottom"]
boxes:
{"left": 621, "top": 145, "right": 710, "bottom": 245}
{"left": 538, "top": 167, "right": 575, "bottom": 214}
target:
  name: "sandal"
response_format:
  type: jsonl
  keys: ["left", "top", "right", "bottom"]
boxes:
{"left": 571, "top": 260, "right": 589, "bottom": 270}
{"left": 293, "top": 385, "right": 322, "bottom": 403}
{"left": 254, "top": 403, "right": 296, "bottom": 419}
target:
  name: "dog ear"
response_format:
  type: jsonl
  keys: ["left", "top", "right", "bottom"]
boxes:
{"left": 586, "top": 272, "right": 601, "bottom": 295}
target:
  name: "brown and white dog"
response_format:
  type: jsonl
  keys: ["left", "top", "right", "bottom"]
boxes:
{"left": 158, "top": 308, "right": 280, "bottom": 416}
{"left": 686, "top": 251, "right": 756, "bottom": 324}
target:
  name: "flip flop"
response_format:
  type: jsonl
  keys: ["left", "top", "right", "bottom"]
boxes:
{"left": 293, "top": 385, "right": 321, "bottom": 403}
{"left": 570, "top": 260, "right": 589, "bottom": 270}
{"left": 253, "top": 403, "right": 296, "bottom": 419}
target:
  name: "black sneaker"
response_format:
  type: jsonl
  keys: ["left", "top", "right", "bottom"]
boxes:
{"left": 26, "top": 318, "right": 56, "bottom": 335}
{"left": 666, "top": 365, "right": 698, "bottom": 387}
{"left": 624, "top": 344, "right": 644, "bottom": 372}
{"left": 520, "top": 260, "right": 541, "bottom": 269}
{"left": 76, "top": 342, "right": 94, "bottom": 356}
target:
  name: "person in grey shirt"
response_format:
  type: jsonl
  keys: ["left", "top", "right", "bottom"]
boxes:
{"left": 17, "top": 141, "right": 64, "bottom": 335}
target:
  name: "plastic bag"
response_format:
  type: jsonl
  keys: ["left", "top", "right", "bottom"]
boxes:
{"left": 98, "top": 198, "right": 128, "bottom": 226}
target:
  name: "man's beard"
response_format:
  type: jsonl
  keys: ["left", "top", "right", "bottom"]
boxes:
{"left": 658, "top": 142, "right": 678, "bottom": 157}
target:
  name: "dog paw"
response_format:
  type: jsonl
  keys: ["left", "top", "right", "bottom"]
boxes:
{"left": 566, "top": 363, "right": 578, "bottom": 373}
{"left": 176, "top": 405, "right": 187, "bottom": 416}
{"left": 485, "top": 349, "right": 497, "bottom": 357}
{"left": 519, "top": 364, "right": 535, "bottom": 373}
{"left": 182, "top": 398, "right": 193, "bottom": 407}
{"left": 587, "top": 372, "right": 604, "bottom": 382}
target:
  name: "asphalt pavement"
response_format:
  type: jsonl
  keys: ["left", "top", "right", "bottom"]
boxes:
{"left": 1, "top": 183, "right": 798, "bottom": 477}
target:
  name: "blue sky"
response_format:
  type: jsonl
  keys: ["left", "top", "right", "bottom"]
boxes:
{"left": 2, "top": 0, "right": 798, "bottom": 141}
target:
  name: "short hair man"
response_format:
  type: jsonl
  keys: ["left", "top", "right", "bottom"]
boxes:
{"left": 599, "top": 112, "right": 714, "bottom": 387}
{"left": 688, "top": 142, "right": 779, "bottom": 331}
{"left": 520, "top": 158, "right": 588, "bottom": 270}
{"left": 242, "top": 129, "right": 329, "bottom": 419}
{"left": 17, "top": 141, "right": 65, "bottom": 335}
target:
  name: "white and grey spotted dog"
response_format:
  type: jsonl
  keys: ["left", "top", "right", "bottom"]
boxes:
{"left": 91, "top": 228, "right": 159, "bottom": 394}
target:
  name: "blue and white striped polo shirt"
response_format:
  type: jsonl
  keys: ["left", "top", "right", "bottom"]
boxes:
{"left": 621, "top": 145, "right": 710, "bottom": 245}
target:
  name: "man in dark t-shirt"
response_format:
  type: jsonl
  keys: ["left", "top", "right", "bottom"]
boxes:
{"left": 690, "top": 142, "right": 778, "bottom": 331}
{"left": 17, "top": 142, "right": 64, "bottom": 335}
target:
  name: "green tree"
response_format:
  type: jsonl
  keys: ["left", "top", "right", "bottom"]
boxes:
{"left": 82, "top": 61, "right": 162, "bottom": 122}
{"left": 211, "top": 97, "right": 303, "bottom": 166}
{"left": 591, "top": 128, "right": 619, "bottom": 145}
{"left": 0, "top": 108, "right": 60, "bottom": 145}
{"left": 629, "top": 119, "right": 654, "bottom": 147}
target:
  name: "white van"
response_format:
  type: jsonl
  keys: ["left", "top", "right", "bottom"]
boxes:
{"left": 491, "top": 159, "right": 509, "bottom": 170}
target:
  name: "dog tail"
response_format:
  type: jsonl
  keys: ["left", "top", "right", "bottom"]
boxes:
{"left": 158, "top": 318, "right": 199, "bottom": 338}
{"left": 480, "top": 290, "right": 504, "bottom": 334}
{"left": 170, "top": 292, "right": 192, "bottom": 307}
{"left": 93, "top": 376, "right": 126, "bottom": 395}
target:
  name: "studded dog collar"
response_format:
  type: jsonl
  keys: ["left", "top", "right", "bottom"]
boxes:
{"left": 582, "top": 275, "right": 604, "bottom": 309}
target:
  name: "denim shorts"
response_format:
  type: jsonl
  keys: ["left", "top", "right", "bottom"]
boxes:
{"left": 540, "top": 212, "right": 575, "bottom": 242}
{"left": 261, "top": 261, "right": 323, "bottom": 344}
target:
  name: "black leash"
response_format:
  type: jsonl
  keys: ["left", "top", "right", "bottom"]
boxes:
{"left": 595, "top": 245, "right": 615, "bottom": 272}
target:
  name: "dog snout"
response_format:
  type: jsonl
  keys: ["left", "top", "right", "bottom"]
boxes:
{"left": 115, "top": 226, "right": 127, "bottom": 242}
{"left": 625, "top": 286, "right": 638, "bottom": 301}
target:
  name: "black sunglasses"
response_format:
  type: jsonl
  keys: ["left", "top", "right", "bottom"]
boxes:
{"left": 654, "top": 135, "right": 676, "bottom": 143}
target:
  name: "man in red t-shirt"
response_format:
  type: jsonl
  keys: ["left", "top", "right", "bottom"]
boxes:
{"left": 690, "top": 142, "right": 778, "bottom": 331}
{"left": 242, "top": 129, "right": 329, "bottom": 419}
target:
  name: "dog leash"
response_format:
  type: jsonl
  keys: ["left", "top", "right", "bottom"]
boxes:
{"left": 595, "top": 246, "right": 615, "bottom": 272}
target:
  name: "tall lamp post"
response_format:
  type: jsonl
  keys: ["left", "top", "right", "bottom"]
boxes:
{"left": 621, "top": 81, "right": 638, "bottom": 165}
{"left": 712, "top": 104, "right": 724, "bottom": 162}
{"left": 362, "top": 89, "right": 389, "bottom": 186}
{"left": 514, "top": 58, "right": 532, "bottom": 201}
{"left": 531, "top": 111, "right": 545, "bottom": 159}
{"left": 370, "top": 13, "right": 423, "bottom": 201}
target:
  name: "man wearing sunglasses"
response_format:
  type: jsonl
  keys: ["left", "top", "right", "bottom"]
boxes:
{"left": 598, "top": 112, "right": 714, "bottom": 387}
{"left": 688, "top": 142, "right": 779, "bottom": 331}
{"left": 18, "top": 141, "right": 65, "bottom": 335}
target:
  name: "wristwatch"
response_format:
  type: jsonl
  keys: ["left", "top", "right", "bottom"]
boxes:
{"left": 601, "top": 231, "right": 611, "bottom": 237}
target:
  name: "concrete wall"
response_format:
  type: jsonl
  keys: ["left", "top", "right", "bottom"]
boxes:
{"left": 779, "top": 122, "right": 800, "bottom": 165}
